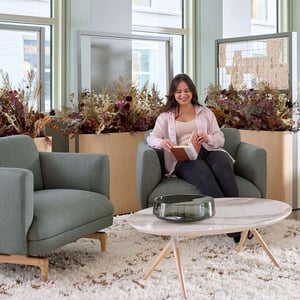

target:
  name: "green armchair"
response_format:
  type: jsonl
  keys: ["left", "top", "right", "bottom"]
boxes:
{"left": 0, "top": 135, "right": 114, "bottom": 281}
{"left": 136, "top": 128, "right": 267, "bottom": 209}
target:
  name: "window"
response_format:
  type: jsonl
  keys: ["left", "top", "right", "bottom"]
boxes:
{"left": 0, "top": 0, "right": 64, "bottom": 111}
{"left": 251, "top": 0, "right": 277, "bottom": 34}
{"left": 252, "top": 0, "right": 269, "bottom": 21}
{"left": 132, "top": 0, "right": 193, "bottom": 95}
{"left": 223, "top": 0, "right": 277, "bottom": 38}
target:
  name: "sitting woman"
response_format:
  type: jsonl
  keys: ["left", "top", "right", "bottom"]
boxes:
{"left": 147, "top": 73, "right": 241, "bottom": 242}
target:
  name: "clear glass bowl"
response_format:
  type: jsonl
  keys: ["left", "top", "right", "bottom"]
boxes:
{"left": 153, "top": 194, "right": 215, "bottom": 222}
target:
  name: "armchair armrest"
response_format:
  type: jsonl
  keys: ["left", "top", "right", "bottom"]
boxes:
{"left": 136, "top": 142, "right": 162, "bottom": 209}
{"left": 234, "top": 142, "right": 267, "bottom": 198}
{"left": 0, "top": 168, "right": 34, "bottom": 255}
{"left": 39, "top": 152, "right": 110, "bottom": 198}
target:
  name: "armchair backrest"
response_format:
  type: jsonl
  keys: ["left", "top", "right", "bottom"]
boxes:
{"left": 0, "top": 135, "right": 43, "bottom": 190}
{"left": 221, "top": 128, "right": 241, "bottom": 158}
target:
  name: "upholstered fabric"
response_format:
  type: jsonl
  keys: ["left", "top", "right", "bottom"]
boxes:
{"left": 136, "top": 128, "right": 267, "bottom": 209}
{"left": 0, "top": 135, "right": 43, "bottom": 190}
{"left": 0, "top": 135, "right": 113, "bottom": 257}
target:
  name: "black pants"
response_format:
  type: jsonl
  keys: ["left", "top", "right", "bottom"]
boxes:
{"left": 174, "top": 148, "right": 239, "bottom": 198}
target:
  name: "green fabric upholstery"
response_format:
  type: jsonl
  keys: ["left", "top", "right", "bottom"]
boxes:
{"left": 136, "top": 128, "right": 267, "bottom": 209}
{"left": 28, "top": 189, "right": 113, "bottom": 255}
{"left": 0, "top": 168, "right": 34, "bottom": 254}
{"left": 0, "top": 135, "right": 113, "bottom": 257}
{"left": 0, "top": 135, "right": 43, "bottom": 190}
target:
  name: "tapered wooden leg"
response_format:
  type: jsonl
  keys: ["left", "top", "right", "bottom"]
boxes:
{"left": 0, "top": 254, "right": 49, "bottom": 282}
{"left": 236, "top": 229, "right": 280, "bottom": 267}
{"left": 85, "top": 232, "right": 107, "bottom": 251}
{"left": 252, "top": 229, "right": 280, "bottom": 267}
{"left": 171, "top": 238, "right": 187, "bottom": 300}
{"left": 236, "top": 230, "right": 248, "bottom": 252}
{"left": 143, "top": 242, "right": 171, "bottom": 280}
{"left": 143, "top": 237, "right": 187, "bottom": 299}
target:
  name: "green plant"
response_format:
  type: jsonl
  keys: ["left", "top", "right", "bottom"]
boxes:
{"left": 62, "top": 77, "right": 164, "bottom": 137}
{"left": 205, "top": 82, "right": 298, "bottom": 131}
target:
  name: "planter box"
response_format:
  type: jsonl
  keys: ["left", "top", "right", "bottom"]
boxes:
{"left": 69, "top": 132, "right": 145, "bottom": 214}
{"left": 239, "top": 130, "right": 299, "bottom": 208}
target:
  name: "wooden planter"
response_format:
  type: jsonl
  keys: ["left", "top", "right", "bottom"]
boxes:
{"left": 239, "top": 130, "right": 299, "bottom": 208}
{"left": 69, "top": 132, "right": 145, "bottom": 214}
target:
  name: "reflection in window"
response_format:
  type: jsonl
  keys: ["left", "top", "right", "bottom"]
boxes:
{"left": 252, "top": 0, "right": 268, "bottom": 21}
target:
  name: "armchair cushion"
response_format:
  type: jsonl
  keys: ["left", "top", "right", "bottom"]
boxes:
{"left": 28, "top": 189, "right": 113, "bottom": 255}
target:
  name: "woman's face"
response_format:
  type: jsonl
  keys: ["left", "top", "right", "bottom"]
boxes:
{"left": 174, "top": 80, "right": 192, "bottom": 107}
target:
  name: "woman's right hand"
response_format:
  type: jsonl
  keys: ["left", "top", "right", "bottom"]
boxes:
{"left": 160, "top": 139, "right": 174, "bottom": 152}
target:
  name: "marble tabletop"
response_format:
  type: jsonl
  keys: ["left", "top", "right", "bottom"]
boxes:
{"left": 127, "top": 197, "right": 292, "bottom": 237}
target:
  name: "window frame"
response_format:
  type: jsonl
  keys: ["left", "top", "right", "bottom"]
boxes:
{"left": 132, "top": 0, "right": 195, "bottom": 78}
{"left": 0, "top": 0, "right": 65, "bottom": 111}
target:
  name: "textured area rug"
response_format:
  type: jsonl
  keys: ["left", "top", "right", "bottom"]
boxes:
{"left": 0, "top": 215, "right": 299, "bottom": 300}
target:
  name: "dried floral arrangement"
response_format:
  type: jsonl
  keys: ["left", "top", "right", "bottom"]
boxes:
{"left": 62, "top": 77, "right": 164, "bottom": 137}
{"left": 205, "top": 82, "right": 299, "bottom": 131}
{"left": 0, "top": 70, "right": 57, "bottom": 139}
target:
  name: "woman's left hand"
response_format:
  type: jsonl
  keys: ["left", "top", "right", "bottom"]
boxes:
{"left": 197, "top": 132, "right": 208, "bottom": 144}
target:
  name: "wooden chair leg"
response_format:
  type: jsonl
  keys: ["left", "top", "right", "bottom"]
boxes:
{"left": 0, "top": 254, "right": 49, "bottom": 282}
{"left": 85, "top": 231, "right": 107, "bottom": 251}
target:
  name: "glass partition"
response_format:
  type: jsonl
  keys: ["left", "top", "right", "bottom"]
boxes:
{"left": 76, "top": 30, "right": 173, "bottom": 101}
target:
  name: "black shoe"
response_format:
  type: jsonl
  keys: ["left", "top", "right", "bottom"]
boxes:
{"left": 247, "top": 231, "right": 254, "bottom": 240}
{"left": 227, "top": 232, "right": 241, "bottom": 243}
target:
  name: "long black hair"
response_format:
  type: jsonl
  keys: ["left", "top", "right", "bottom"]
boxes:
{"left": 162, "top": 73, "right": 200, "bottom": 113}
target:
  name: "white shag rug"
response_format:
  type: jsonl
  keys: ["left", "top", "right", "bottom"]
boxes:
{"left": 0, "top": 215, "right": 299, "bottom": 300}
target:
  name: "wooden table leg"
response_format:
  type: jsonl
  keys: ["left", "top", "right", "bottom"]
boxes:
{"left": 143, "top": 240, "right": 171, "bottom": 280}
{"left": 171, "top": 237, "right": 187, "bottom": 300}
{"left": 143, "top": 237, "right": 187, "bottom": 299}
{"left": 252, "top": 229, "right": 280, "bottom": 267}
{"left": 237, "top": 229, "right": 280, "bottom": 268}
{"left": 236, "top": 230, "right": 248, "bottom": 252}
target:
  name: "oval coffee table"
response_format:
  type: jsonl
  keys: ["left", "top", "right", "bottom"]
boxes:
{"left": 127, "top": 197, "right": 292, "bottom": 299}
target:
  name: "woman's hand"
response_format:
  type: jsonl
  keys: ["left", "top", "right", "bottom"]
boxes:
{"left": 197, "top": 132, "right": 208, "bottom": 144}
{"left": 160, "top": 139, "right": 174, "bottom": 152}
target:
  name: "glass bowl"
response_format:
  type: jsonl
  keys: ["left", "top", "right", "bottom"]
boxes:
{"left": 153, "top": 194, "right": 215, "bottom": 222}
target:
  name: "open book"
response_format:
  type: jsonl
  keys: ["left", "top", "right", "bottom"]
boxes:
{"left": 170, "top": 130, "right": 201, "bottom": 160}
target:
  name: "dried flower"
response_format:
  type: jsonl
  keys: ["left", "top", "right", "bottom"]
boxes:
{"left": 62, "top": 77, "right": 164, "bottom": 137}
{"left": 0, "top": 70, "right": 57, "bottom": 138}
{"left": 205, "top": 82, "right": 298, "bottom": 131}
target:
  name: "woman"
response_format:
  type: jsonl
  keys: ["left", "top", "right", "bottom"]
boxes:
{"left": 147, "top": 73, "right": 241, "bottom": 242}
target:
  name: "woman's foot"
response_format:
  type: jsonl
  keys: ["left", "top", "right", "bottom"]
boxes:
{"left": 227, "top": 232, "right": 241, "bottom": 243}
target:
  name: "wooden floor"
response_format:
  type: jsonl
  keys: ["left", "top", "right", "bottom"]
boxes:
{"left": 289, "top": 209, "right": 300, "bottom": 221}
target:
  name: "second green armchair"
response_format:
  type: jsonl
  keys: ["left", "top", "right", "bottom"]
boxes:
{"left": 136, "top": 128, "right": 267, "bottom": 209}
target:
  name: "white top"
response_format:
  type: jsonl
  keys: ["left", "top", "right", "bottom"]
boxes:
{"left": 175, "top": 119, "right": 196, "bottom": 145}
{"left": 127, "top": 198, "right": 292, "bottom": 237}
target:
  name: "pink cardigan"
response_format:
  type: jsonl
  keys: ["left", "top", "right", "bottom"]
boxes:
{"left": 147, "top": 105, "right": 228, "bottom": 175}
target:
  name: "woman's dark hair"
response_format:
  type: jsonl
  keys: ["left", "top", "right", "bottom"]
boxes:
{"left": 162, "top": 73, "right": 200, "bottom": 113}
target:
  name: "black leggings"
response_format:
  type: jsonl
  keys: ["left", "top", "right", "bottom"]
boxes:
{"left": 174, "top": 148, "right": 239, "bottom": 198}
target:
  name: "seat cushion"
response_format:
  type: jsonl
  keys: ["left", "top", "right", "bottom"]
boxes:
{"left": 148, "top": 175, "right": 262, "bottom": 207}
{"left": 28, "top": 189, "right": 114, "bottom": 241}
{"left": 148, "top": 176, "right": 200, "bottom": 207}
